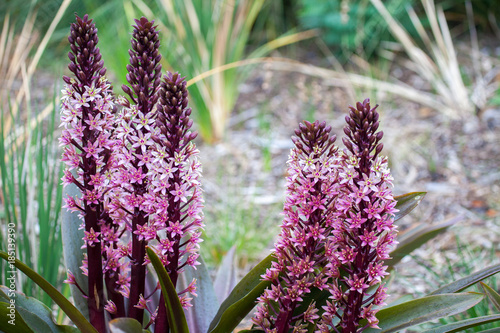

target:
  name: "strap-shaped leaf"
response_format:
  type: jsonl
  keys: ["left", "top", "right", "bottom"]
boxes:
{"left": 109, "top": 317, "right": 146, "bottom": 333}
{"left": 176, "top": 255, "right": 218, "bottom": 333}
{"left": 0, "top": 301, "right": 34, "bottom": 333}
{"left": 61, "top": 182, "right": 89, "bottom": 319}
{"left": 394, "top": 192, "right": 426, "bottom": 222}
{"left": 0, "top": 251, "right": 97, "bottom": 333}
{"left": 361, "top": 292, "right": 484, "bottom": 333}
{"left": 213, "top": 246, "right": 237, "bottom": 304}
{"left": 428, "top": 264, "right": 500, "bottom": 295}
{"left": 480, "top": 282, "right": 500, "bottom": 311}
{"left": 146, "top": 247, "right": 189, "bottom": 333}
{"left": 208, "top": 253, "right": 274, "bottom": 333}
{"left": 0, "top": 286, "right": 79, "bottom": 333}
{"left": 421, "top": 314, "right": 500, "bottom": 333}
{"left": 385, "top": 216, "right": 459, "bottom": 268}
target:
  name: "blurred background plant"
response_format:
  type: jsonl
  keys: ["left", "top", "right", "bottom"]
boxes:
{"left": 297, "top": 0, "right": 417, "bottom": 61}
{"left": 0, "top": 0, "right": 71, "bottom": 308}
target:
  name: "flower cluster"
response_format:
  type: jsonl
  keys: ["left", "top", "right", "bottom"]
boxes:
{"left": 59, "top": 14, "right": 115, "bottom": 332}
{"left": 106, "top": 17, "right": 163, "bottom": 323}
{"left": 319, "top": 99, "right": 398, "bottom": 332}
{"left": 150, "top": 72, "right": 204, "bottom": 329}
{"left": 253, "top": 100, "right": 397, "bottom": 333}
{"left": 61, "top": 15, "right": 203, "bottom": 331}
{"left": 253, "top": 120, "right": 340, "bottom": 332}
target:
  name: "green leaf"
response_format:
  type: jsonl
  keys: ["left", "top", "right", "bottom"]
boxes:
{"left": 421, "top": 314, "right": 500, "bottom": 333}
{"left": 385, "top": 217, "right": 459, "bottom": 269}
{"left": 394, "top": 192, "right": 426, "bottom": 222}
{"left": 176, "top": 255, "right": 218, "bottom": 333}
{"left": 109, "top": 318, "right": 145, "bottom": 333}
{"left": 0, "top": 286, "right": 79, "bottom": 333}
{"left": 208, "top": 254, "right": 274, "bottom": 333}
{"left": 61, "top": 183, "right": 89, "bottom": 320}
{"left": 362, "top": 293, "right": 484, "bottom": 333}
{"left": 480, "top": 282, "right": 500, "bottom": 311}
{"left": 0, "top": 301, "right": 34, "bottom": 333}
{"left": 428, "top": 263, "right": 500, "bottom": 295}
{"left": 146, "top": 247, "right": 189, "bottom": 333}
{"left": 0, "top": 251, "right": 97, "bottom": 333}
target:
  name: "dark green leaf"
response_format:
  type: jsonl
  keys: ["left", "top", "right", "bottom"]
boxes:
{"left": 362, "top": 293, "right": 484, "bottom": 333}
{"left": 394, "top": 192, "right": 426, "bottom": 222}
{"left": 0, "top": 251, "right": 96, "bottom": 333}
{"left": 0, "top": 301, "right": 34, "bottom": 333}
{"left": 108, "top": 318, "right": 144, "bottom": 333}
{"left": 428, "top": 264, "right": 500, "bottom": 295}
{"left": 386, "top": 217, "right": 459, "bottom": 269}
{"left": 480, "top": 282, "right": 500, "bottom": 311}
{"left": 0, "top": 286, "right": 79, "bottom": 333}
{"left": 146, "top": 247, "right": 189, "bottom": 333}
{"left": 421, "top": 314, "right": 500, "bottom": 333}
{"left": 208, "top": 254, "right": 274, "bottom": 333}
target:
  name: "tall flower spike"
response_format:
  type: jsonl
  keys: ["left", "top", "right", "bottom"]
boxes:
{"left": 110, "top": 16, "right": 162, "bottom": 325}
{"left": 152, "top": 72, "right": 203, "bottom": 332}
{"left": 253, "top": 120, "right": 339, "bottom": 333}
{"left": 319, "top": 99, "right": 397, "bottom": 332}
{"left": 60, "top": 14, "right": 115, "bottom": 333}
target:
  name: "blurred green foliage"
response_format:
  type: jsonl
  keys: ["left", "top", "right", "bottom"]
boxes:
{"left": 296, "top": 0, "right": 415, "bottom": 60}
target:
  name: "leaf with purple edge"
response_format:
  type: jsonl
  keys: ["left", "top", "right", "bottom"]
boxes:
{"left": 146, "top": 247, "right": 189, "bottom": 333}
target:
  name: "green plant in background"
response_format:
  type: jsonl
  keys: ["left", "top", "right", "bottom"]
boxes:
{"left": 297, "top": 0, "right": 415, "bottom": 60}
{"left": 54, "top": 0, "right": 316, "bottom": 143}
{"left": 0, "top": 0, "right": 70, "bottom": 307}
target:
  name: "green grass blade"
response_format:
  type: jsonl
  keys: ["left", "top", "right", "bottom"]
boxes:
{"left": 0, "top": 251, "right": 97, "bottom": 333}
